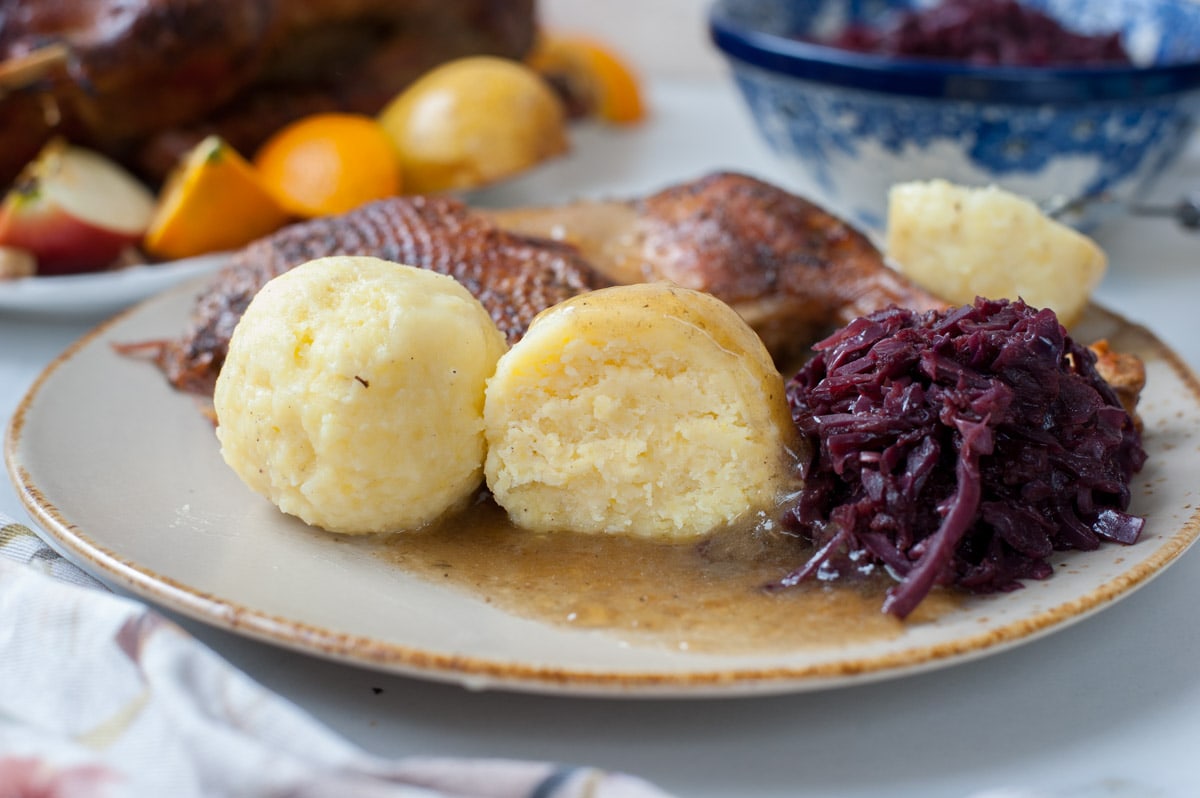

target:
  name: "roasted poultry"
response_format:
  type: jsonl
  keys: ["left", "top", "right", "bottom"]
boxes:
{"left": 130, "top": 172, "right": 946, "bottom": 395}
{"left": 0, "top": 0, "right": 537, "bottom": 186}
{"left": 145, "top": 194, "right": 610, "bottom": 395}
{"left": 486, "top": 172, "right": 942, "bottom": 365}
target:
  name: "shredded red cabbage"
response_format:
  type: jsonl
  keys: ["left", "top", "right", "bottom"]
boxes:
{"left": 779, "top": 298, "right": 1146, "bottom": 618}
{"left": 823, "top": 0, "right": 1133, "bottom": 67}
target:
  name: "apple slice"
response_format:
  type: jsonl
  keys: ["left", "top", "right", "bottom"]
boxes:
{"left": 0, "top": 139, "right": 155, "bottom": 275}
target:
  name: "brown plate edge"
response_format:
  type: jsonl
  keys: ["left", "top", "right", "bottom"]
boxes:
{"left": 5, "top": 298, "right": 1200, "bottom": 699}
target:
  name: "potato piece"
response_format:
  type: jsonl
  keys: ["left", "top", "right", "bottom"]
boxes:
{"left": 886, "top": 180, "right": 1106, "bottom": 327}
{"left": 484, "top": 282, "right": 801, "bottom": 539}
{"left": 378, "top": 56, "right": 568, "bottom": 195}
{"left": 0, "top": 245, "right": 35, "bottom": 279}
{"left": 214, "top": 255, "right": 507, "bottom": 535}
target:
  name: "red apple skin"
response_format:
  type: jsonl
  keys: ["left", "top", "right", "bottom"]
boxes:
{"left": 0, "top": 200, "right": 141, "bottom": 275}
{"left": 0, "top": 140, "right": 155, "bottom": 276}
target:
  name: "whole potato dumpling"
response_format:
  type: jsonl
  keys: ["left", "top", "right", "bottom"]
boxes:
{"left": 484, "top": 282, "right": 801, "bottom": 539}
{"left": 214, "top": 255, "right": 507, "bottom": 535}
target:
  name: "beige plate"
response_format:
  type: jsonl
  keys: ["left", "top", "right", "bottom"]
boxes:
{"left": 6, "top": 281, "right": 1200, "bottom": 698}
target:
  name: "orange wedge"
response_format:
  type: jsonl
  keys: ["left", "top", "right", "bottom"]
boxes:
{"left": 526, "top": 33, "right": 646, "bottom": 125}
{"left": 254, "top": 113, "right": 401, "bottom": 218}
{"left": 144, "top": 136, "right": 291, "bottom": 260}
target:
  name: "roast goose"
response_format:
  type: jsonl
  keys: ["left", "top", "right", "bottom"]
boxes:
{"left": 126, "top": 172, "right": 947, "bottom": 395}
{"left": 0, "top": 0, "right": 537, "bottom": 186}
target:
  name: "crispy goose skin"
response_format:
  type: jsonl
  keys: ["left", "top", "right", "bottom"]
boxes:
{"left": 148, "top": 195, "right": 609, "bottom": 395}
{"left": 138, "top": 172, "right": 945, "bottom": 394}
{"left": 1089, "top": 339, "right": 1146, "bottom": 428}
{"left": 489, "top": 172, "right": 947, "bottom": 365}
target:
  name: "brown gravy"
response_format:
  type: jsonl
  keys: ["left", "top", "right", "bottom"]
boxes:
{"left": 378, "top": 499, "right": 959, "bottom": 654}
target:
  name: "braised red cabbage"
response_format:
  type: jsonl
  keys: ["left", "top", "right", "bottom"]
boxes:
{"left": 779, "top": 298, "right": 1146, "bottom": 618}
{"left": 824, "top": 0, "right": 1132, "bottom": 67}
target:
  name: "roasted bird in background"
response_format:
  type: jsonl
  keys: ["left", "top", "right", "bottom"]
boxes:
{"left": 130, "top": 172, "right": 946, "bottom": 395}
{"left": 0, "top": 0, "right": 537, "bottom": 187}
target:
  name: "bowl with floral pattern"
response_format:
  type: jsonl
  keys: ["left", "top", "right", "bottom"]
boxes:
{"left": 709, "top": 0, "right": 1200, "bottom": 232}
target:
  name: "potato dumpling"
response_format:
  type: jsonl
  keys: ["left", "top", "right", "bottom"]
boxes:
{"left": 378, "top": 55, "right": 568, "bottom": 195}
{"left": 886, "top": 179, "right": 1106, "bottom": 327}
{"left": 214, "top": 255, "right": 507, "bottom": 535}
{"left": 484, "top": 282, "right": 800, "bottom": 539}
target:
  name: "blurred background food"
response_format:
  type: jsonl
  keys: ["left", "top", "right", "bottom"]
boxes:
{"left": 377, "top": 55, "right": 569, "bottom": 195}
{"left": 0, "top": 139, "right": 156, "bottom": 275}
{"left": 525, "top": 33, "right": 646, "bottom": 124}
{"left": 143, "top": 136, "right": 291, "bottom": 261}
{"left": 819, "top": 0, "right": 1133, "bottom": 66}
{"left": 709, "top": 0, "right": 1200, "bottom": 231}
{"left": 0, "top": 244, "right": 35, "bottom": 279}
{"left": 0, "top": 0, "right": 538, "bottom": 187}
{"left": 253, "top": 112, "right": 401, "bottom": 217}
{"left": 0, "top": 0, "right": 650, "bottom": 277}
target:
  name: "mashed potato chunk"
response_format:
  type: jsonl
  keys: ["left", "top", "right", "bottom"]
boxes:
{"left": 214, "top": 255, "right": 507, "bottom": 534}
{"left": 483, "top": 282, "right": 800, "bottom": 539}
{"left": 886, "top": 179, "right": 1106, "bottom": 327}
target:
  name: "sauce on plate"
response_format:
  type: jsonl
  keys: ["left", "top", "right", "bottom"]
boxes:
{"left": 379, "top": 499, "right": 959, "bottom": 654}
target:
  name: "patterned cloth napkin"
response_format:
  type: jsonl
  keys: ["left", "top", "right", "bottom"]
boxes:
{"left": 0, "top": 512, "right": 675, "bottom": 798}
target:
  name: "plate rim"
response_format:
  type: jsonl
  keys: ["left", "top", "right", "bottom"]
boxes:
{"left": 0, "top": 253, "right": 229, "bottom": 316}
{"left": 7, "top": 286, "right": 1200, "bottom": 698}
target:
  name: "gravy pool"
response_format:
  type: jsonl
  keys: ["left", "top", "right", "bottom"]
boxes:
{"left": 378, "top": 499, "right": 958, "bottom": 654}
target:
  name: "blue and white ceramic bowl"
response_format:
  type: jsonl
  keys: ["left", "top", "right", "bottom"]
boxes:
{"left": 709, "top": 0, "right": 1200, "bottom": 231}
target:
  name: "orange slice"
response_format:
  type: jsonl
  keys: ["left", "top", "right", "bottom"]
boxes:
{"left": 144, "top": 136, "right": 291, "bottom": 260}
{"left": 526, "top": 34, "right": 646, "bottom": 125}
{"left": 254, "top": 113, "right": 401, "bottom": 218}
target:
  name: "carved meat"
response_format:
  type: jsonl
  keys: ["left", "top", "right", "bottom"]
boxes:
{"left": 138, "top": 172, "right": 947, "bottom": 395}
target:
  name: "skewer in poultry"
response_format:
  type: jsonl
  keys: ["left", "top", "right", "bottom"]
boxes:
{"left": 128, "top": 172, "right": 947, "bottom": 395}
